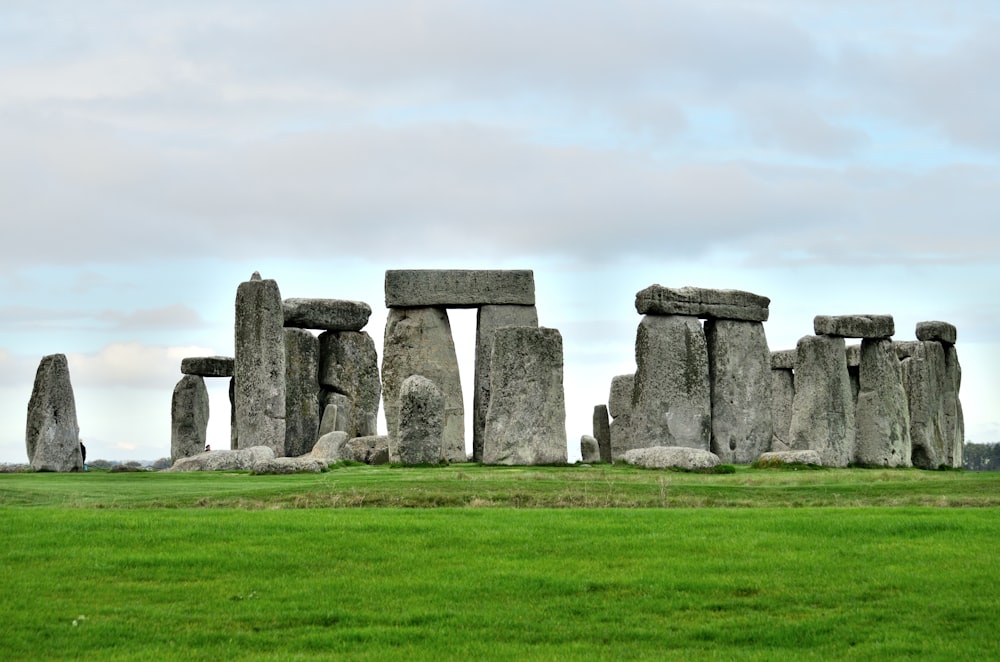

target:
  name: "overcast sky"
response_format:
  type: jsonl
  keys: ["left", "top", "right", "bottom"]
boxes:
{"left": 2, "top": 1, "right": 998, "bottom": 463}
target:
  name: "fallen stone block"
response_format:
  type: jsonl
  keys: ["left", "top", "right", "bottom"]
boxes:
{"left": 916, "top": 321, "right": 957, "bottom": 345}
{"left": 166, "top": 446, "right": 275, "bottom": 472}
{"left": 580, "top": 435, "right": 600, "bottom": 463}
{"left": 283, "top": 298, "right": 372, "bottom": 331}
{"left": 252, "top": 457, "right": 327, "bottom": 474}
{"left": 814, "top": 315, "right": 894, "bottom": 339}
{"left": 344, "top": 436, "right": 390, "bottom": 465}
{"left": 385, "top": 269, "right": 535, "bottom": 308}
{"left": 635, "top": 285, "right": 770, "bottom": 322}
{"left": 181, "top": 356, "right": 234, "bottom": 378}
{"left": 623, "top": 446, "right": 720, "bottom": 471}
{"left": 309, "top": 431, "right": 350, "bottom": 462}
{"left": 755, "top": 450, "right": 823, "bottom": 466}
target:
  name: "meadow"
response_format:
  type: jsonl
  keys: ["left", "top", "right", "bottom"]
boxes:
{"left": 2, "top": 464, "right": 998, "bottom": 660}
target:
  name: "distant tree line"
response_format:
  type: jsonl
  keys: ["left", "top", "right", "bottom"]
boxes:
{"left": 963, "top": 443, "right": 1000, "bottom": 471}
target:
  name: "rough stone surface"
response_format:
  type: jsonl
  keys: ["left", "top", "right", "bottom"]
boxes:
{"left": 252, "top": 457, "right": 326, "bottom": 474}
{"left": 770, "top": 349, "right": 796, "bottom": 370}
{"left": 899, "top": 341, "right": 948, "bottom": 469}
{"left": 623, "top": 446, "right": 721, "bottom": 470}
{"left": 308, "top": 431, "right": 350, "bottom": 461}
{"left": 234, "top": 273, "right": 286, "bottom": 454}
{"left": 472, "top": 304, "right": 538, "bottom": 462}
{"left": 283, "top": 298, "right": 371, "bottom": 331}
{"left": 171, "top": 375, "right": 210, "bottom": 463}
{"left": 855, "top": 339, "right": 911, "bottom": 467}
{"left": 344, "top": 436, "right": 390, "bottom": 465}
{"left": 635, "top": 285, "right": 770, "bottom": 322}
{"left": 916, "top": 321, "right": 957, "bottom": 345}
{"left": 608, "top": 374, "right": 635, "bottom": 462}
{"left": 284, "top": 329, "right": 321, "bottom": 458}
{"left": 26, "top": 353, "right": 82, "bottom": 472}
{"left": 770, "top": 369, "right": 794, "bottom": 452}
{"left": 382, "top": 307, "right": 465, "bottom": 462}
{"left": 181, "top": 356, "right": 234, "bottom": 378}
{"left": 756, "top": 450, "right": 823, "bottom": 466}
{"left": 385, "top": 269, "right": 535, "bottom": 308}
{"left": 592, "top": 405, "right": 612, "bottom": 463}
{"left": 319, "top": 331, "right": 381, "bottom": 438}
{"left": 845, "top": 344, "right": 861, "bottom": 367}
{"left": 787, "top": 334, "right": 855, "bottom": 467}
{"left": 398, "top": 375, "right": 445, "bottom": 464}
{"left": 320, "top": 392, "right": 352, "bottom": 436}
{"left": 483, "top": 327, "right": 567, "bottom": 465}
{"left": 580, "top": 435, "right": 600, "bottom": 463}
{"left": 630, "top": 315, "right": 711, "bottom": 453}
{"left": 943, "top": 344, "right": 963, "bottom": 468}
{"left": 814, "top": 315, "right": 895, "bottom": 339}
{"left": 706, "top": 319, "right": 772, "bottom": 464}
{"left": 166, "top": 446, "right": 275, "bottom": 472}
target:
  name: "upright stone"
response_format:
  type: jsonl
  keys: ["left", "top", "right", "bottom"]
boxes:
{"left": 580, "top": 435, "right": 600, "bottom": 463}
{"left": 770, "top": 350, "right": 796, "bottom": 452}
{"left": 608, "top": 374, "right": 635, "bottom": 461}
{"left": 787, "top": 335, "right": 855, "bottom": 467}
{"left": 284, "top": 328, "right": 321, "bottom": 457}
{"left": 398, "top": 375, "right": 445, "bottom": 465}
{"left": 631, "top": 315, "right": 711, "bottom": 452}
{"left": 592, "top": 405, "right": 612, "bottom": 463}
{"left": 171, "top": 375, "right": 210, "bottom": 463}
{"left": 705, "top": 319, "right": 772, "bottom": 464}
{"left": 25, "top": 354, "right": 82, "bottom": 472}
{"left": 385, "top": 269, "right": 535, "bottom": 308}
{"left": 472, "top": 304, "right": 538, "bottom": 461}
{"left": 234, "top": 272, "right": 286, "bottom": 454}
{"left": 483, "top": 327, "right": 567, "bottom": 465}
{"left": 855, "top": 339, "right": 911, "bottom": 467}
{"left": 897, "top": 341, "right": 948, "bottom": 469}
{"left": 319, "top": 330, "right": 381, "bottom": 438}
{"left": 382, "top": 307, "right": 465, "bottom": 462}
{"left": 846, "top": 344, "right": 861, "bottom": 405}
{"left": 943, "top": 344, "right": 963, "bottom": 468}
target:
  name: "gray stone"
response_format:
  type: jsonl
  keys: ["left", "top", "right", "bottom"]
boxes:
{"left": 317, "top": 404, "right": 340, "bottom": 438}
{"left": 234, "top": 273, "right": 286, "bottom": 454}
{"left": 344, "top": 435, "right": 390, "bottom": 465}
{"left": 171, "top": 375, "right": 210, "bottom": 463}
{"left": 284, "top": 329, "right": 321, "bottom": 458}
{"left": 916, "top": 321, "right": 957, "bottom": 345}
{"left": 770, "top": 368, "right": 795, "bottom": 452}
{"left": 845, "top": 344, "right": 861, "bottom": 367}
{"left": 319, "top": 331, "right": 381, "bottom": 438}
{"left": 472, "top": 304, "right": 539, "bottom": 462}
{"left": 25, "top": 353, "right": 82, "bottom": 472}
{"left": 814, "top": 315, "right": 894, "bottom": 339}
{"left": 283, "top": 298, "right": 371, "bottom": 331}
{"left": 943, "top": 344, "right": 963, "bottom": 468}
{"left": 483, "top": 327, "right": 567, "bottom": 465}
{"left": 320, "top": 392, "right": 353, "bottom": 434}
{"left": 398, "top": 375, "right": 445, "bottom": 464}
{"left": 608, "top": 374, "right": 635, "bottom": 462}
{"left": 899, "top": 341, "right": 948, "bottom": 469}
{"left": 229, "top": 377, "right": 236, "bottom": 450}
{"left": 623, "top": 446, "right": 721, "bottom": 471}
{"left": 580, "top": 435, "right": 600, "bottom": 463}
{"left": 635, "top": 285, "right": 770, "bottom": 322}
{"left": 756, "top": 450, "right": 823, "bottom": 466}
{"left": 592, "top": 405, "right": 612, "bottom": 463}
{"left": 382, "top": 307, "right": 465, "bottom": 463}
{"left": 385, "top": 269, "right": 535, "bottom": 308}
{"left": 166, "top": 446, "right": 275, "bottom": 472}
{"left": 854, "top": 339, "right": 911, "bottom": 467}
{"left": 181, "top": 356, "right": 234, "bottom": 378}
{"left": 308, "top": 431, "right": 350, "bottom": 461}
{"left": 706, "top": 319, "right": 772, "bottom": 464}
{"left": 787, "top": 335, "right": 855, "bottom": 467}
{"left": 252, "top": 457, "right": 327, "bottom": 474}
{"left": 770, "top": 349, "right": 796, "bottom": 370}
{"left": 630, "top": 315, "right": 711, "bottom": 452}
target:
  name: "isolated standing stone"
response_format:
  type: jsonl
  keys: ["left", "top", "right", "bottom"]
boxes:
{"left": 398, "top": 375, "right": 445, "bottom": 464}
{"left": 25, "top": 353, "right": 82, "bottom": 472}
{"left": 483, "top": 327, "right": 567, "bottom": 465}
{"left": 385, "top": 269, "right": 535, "bottom": 308}
{"left": 608, "top": 374, "right": 635, "bottom": 461}
{"left": 283, "top": 298, "right": 371, "bottom": 331}
{"left": 854, "top": 339, "right": 911, "bottom": 467}
{"left": 319, "top": 330, "right": 381, "bottom": 438}
{"left": 897, "top": 341, "right": 948, "bottom": 469}
{"left": 592, "top": 404, "right": 612, "bottom": 463}
{"left": 284, "top": 328, "right": 321, "bottom": 458}
{"left": 171, "top": 375, "right": 210, "bottom": 463}
{"left": 181, "top": 356, "right": 234, "bottom": 378}
{"left": 635, "top": 285, "right": 770, "bottom": 322}
{"left": 580, "top": 435, "right": 600, "bottom": 463}
{"left": 631, "top": 315, "right": 711, "bottom": 452}
{"left": 787, "top": 334, "right": 855, "bottom": 467}
{"left": 382, "top": 307, "right": 465, "bottom": 462}
{"left": 472, "top": 304, "right": 538, "bottom": 461}
{"left": 705, "top": 319, "right": 772, "bottom": 464}
{"left": 234, "top": 273, "right": 286, "bottom": 454}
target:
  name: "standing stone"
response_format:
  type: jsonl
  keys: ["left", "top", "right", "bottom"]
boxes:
{"left": 25, "top": 354, "right": 82, "bottom": 472}
{"left": 398, "top": 375, "right": 445, "bottom": 464}
{"left": 631, "top": 315, "right": 711, "bottom": 452}
{"left": 855, "top": 339, "right": 911, "bottom": 467}
{"left": 320, "top": 392, "right": 352, "bottom": 436}
{"left": 171, "top": 375, "right": 210, "bottom": 463}
{"left": 592, "top": 405, "right": 612, "bottom": 463}
{"left": 382, "top": 307, "right": 465, "bottom": 462}
{"left": 770, "top": 350, "right": 796, "bottom": 453}
{"left": 580, "top": 435, "right": 600, "bottom": 463}
{"left": 229, "top": 377, "right": 236, "bottom": 450}
{"left": 898, "top": 341, "right": 948, "bottom": 469}
{"left": 787, "top": 335, "right": 855, "bottom": 467}
{"left": 608, "top": 374, "right": 635, "bottom": 461}
{"left": 385, "top": 269, "right": 535, "bottom": 308}
{"left": 483, "top": 327, "right": 567, "bottom": 465}
{"left": 943, "top": 344, "right": 963, "bottom": 468}
{"left": 284, "top": 329, "right": 321, "bottom": 457}
{"left": 705, "top": 319, "right": 772, "bottom": 464}
{"left": 472, "top": 304, "right": 538, "bottom": 461}
{"left": 319, "top": 331, "right": 381, "bottom": 438}
{"left": 846, "top": 344, "right": 861, "bottom": 405}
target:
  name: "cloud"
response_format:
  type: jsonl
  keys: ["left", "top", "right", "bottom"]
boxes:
{"left": 67, "top": 342, "right": 215, "bottom": 389}
{"left": 98, "top": 304, "right": 206, "bottom": 331}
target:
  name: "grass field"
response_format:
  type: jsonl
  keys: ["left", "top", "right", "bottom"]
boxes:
{"left": 2, "top": 465, "right": 999, "bottom": 660}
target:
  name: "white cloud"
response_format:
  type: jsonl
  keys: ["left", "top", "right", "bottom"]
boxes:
{"left": 67, "top": 342, "right": 215, "bottom": 389}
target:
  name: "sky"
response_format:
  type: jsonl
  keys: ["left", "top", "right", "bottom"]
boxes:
{"left": 1, "top": 1, "right": 998, "bottom": 463}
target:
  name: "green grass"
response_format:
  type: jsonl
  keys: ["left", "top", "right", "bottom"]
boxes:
{"left": 2, "top": 466, "right": 999, "bottom": 660}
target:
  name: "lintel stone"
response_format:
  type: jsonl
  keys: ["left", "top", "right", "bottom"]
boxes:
{"left": 916, "top": 321, "right": 957, "bottom": 345}
{"left": 634, "top": 285, "right": 770, "bottom": 321}
{"left": 385, "top": 270, "right": 535, "bottom": 308}
{"left": 814, "top": 314, "right": 894, "bottom": 339}
{"left": 283, "top": 298, "right": 371, "bottom": 331}
{"left": 770, "top": 349, "right": 796, "bottom": 370}
{"left": 181, "top": 356, "right": 234, "bottom": 378}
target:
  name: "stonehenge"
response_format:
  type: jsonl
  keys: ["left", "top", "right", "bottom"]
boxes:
{"left": 26, "top": 354, "right": 83, "bottom": 472}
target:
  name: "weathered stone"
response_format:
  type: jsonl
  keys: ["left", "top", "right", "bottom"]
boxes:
{"left": 317, "top": 404, "right": 339, "bottom": 438}
{"left": 234, "top": 273, "right": 286, "bottom": 454}
{"left": 916, "top": 321, "right": 957, "bottom": 345}
{"left": 854, "top": 339, "right": 911, "bottom": 467}
{"left": 608, "top": 374, "right": 635, "bottom": 462}
{"left": 229, "top": 377, "right": 236, "bottom": 450}
{"left": 787, "top": 335, "right": 855, "bottom": 467}
{"left": 252, "top": 457, "right": 326, "bottom": 474}
{"left": 814, "top": 315, "right": 894, "bottom": 339}
{"left": 630, "top": 315, "right": 711, "bottom": 452}
{"left": 483, "top": 327, "right": 567, "bottom": 465}
{"left": 308, "top": 431, "right": 350, "bottom": 461}
{"left": 181, "top": 356, "right": 234, "bottom": 378}
{"left": 899, "top": 341, "right": 948, "bottom": 469}
{"left": 592, "top": 405, "right": 612, "bottom": 463}
{"left": 756, "top": 450, "right": 823, "bottom": 466}
{"left": 623, "top": 446, "right": 720, "bottom": 470}
{"left": 385, "top": 269, "right": 535, "bottom": 308}
{"left": 320, "top": 392, "right": 352, "bottom": 435}
{"left": 283, "top": 298, "right": 371, "bottom": 331}
{"left": 635, "top": 285, "right": 770, "bottom": 322}
{"left": 580, "top": 435, "right": 600, "bottom": 463}
{"left": 472, "top": 304, "right": 538, "bottom": 462}
{"left": 171, "top": 375, "right": 210, "bottom": 463}
{"left": 344, "top": 435, "right": 390, "bottom": 465}
{"left": 770, "top": 349, "right": 796, "bottom": 370}
{"left": 284, "top": 329, "right": 321, "bottom": 458}
{"left": 943, "top": 344, "right": 963, "bottom": 468}
{"left": 770, "top": 368, "right": 794, "bottom": 452}
{"left": 398, "top": 375, "right": 445, "bottom": 465}
{"left": 845, "top": 344, "right": 861, "bottom": 367}
{"left": 25, "top": 354, "right": 82, "bottom": 472}
{"left": 382, "top": 307, "right": 465, "bottom": 463}
{"left": 706, "top": 319, "right": 772, "bottom": 464}
{"left": 166, "top": 446, "right": 275, "bottom": 472}
{"left": 319, "top": 331, "right": 381, "bottom": 438}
